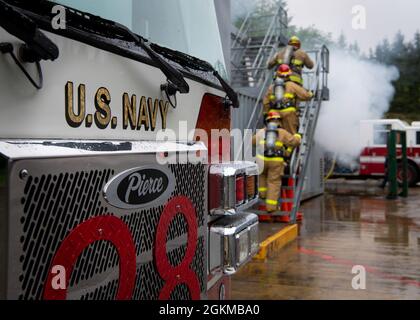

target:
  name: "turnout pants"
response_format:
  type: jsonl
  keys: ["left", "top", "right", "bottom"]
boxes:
{"left": 279, "top": 111, "right": 299, "bottom": 135}
{"left": 258, "top": 158, "right": 285, "bottom": 212}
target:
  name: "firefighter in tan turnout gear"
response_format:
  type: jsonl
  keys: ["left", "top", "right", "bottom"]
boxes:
{"left": 253, "top": 112, "right": 302, "bottom": 212}
{"left": 267, "top": 36, "right": 314, "bottom": 86}
{"left": 263, "top": 64, "right": 313, "bottom": 135}
{"left": 263, "top": 36, "right": 314, "bottom": 135}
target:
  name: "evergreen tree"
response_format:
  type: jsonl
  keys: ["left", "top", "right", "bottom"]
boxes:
{"left": 337, "top": 32, "right": 347, "bottom": 50}
{"left": 391, "top": 31, "right": 406, "bottom": 58}
{"left": 348, "top": 41, "right": 361, "bottom": 55}
{"left": 368, "top": 48, "right": 375, "bottom": 60}
{"left": 372, "top": 31, "right": 420, "bottom": 119}
{"left": 413, "top": 31, "right": 420, "bottom": 53}
{"left": 375, "top": 39, "right": 391, "bottom": 64}
{"left": 232, "top": 0, "right": 287, "bottom": 29}
{"left": 232, "top": 0, "right": 420, "bottom": 120}
{"left": 287, "top": 25, "right": 333, "bottom": 50}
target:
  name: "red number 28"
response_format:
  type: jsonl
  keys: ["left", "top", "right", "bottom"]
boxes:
{"left": 43, "top": 196, "right": 200, "bottom": 300}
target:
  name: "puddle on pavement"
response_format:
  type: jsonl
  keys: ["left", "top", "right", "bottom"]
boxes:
{"left": 232, "top": 188, "right": 420, "bottom": 300}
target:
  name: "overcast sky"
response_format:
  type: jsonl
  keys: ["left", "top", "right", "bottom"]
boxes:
{"left": 286, "top": 0, "right": 420, "bottom": 52}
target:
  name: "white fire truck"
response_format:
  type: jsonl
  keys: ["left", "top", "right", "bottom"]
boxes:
{"left": 332, "top": 119, "right": 420, "bottom": 187}
{"left": 359, "top": 119, "right": 420, "bottom": 186}
{"left": 0, "top": 0, "right": 260, "bottom": 300}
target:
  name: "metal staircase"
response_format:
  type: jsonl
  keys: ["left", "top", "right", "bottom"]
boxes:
{"left": 287, "top": 46, "right": 330, "bottom": 223}
{"left": 231, "top": 6, "right": 288, "bottom": 88}
{"left": 230, "top": 4, "right": 330, "bottom": 223}
{"left": 231, "top": 6, "right": 288, "bottom": 160}
{"left": 243, "top": 46, "right": 329, "bottom": 223}
{"left": 249, "top": 46, "right": 330, "bottom": 223}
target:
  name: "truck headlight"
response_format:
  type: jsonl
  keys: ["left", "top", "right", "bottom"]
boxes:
{"left": 209, "top": 213, "right": 259, "bottom": 275}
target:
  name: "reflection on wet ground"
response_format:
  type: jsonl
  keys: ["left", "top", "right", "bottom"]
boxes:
{"left": 232, "top": 189, "right": 420, "bottom": 300}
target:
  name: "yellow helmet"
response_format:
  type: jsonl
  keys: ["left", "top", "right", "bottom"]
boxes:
{"left": 288, "top": 36, "right": 301, "bottom": 49}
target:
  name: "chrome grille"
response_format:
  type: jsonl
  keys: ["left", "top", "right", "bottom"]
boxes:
{"left": 6, "top": 155, "right": 207, "bottom": 300}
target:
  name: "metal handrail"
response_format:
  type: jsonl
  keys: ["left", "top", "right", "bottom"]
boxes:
{"left": 230, "top": 4, "right": 329, "bottom": 225}
{"left": 231, "top": 5, "right": 287, "bottom": 88}
{"left": 232, "top": 11, "right": 251, "bottom": 50}
{"left": 292, "top": 46, "right": 329, "bottom": 172}
{"left": 250, "top": 7, "right": 287, "bottom": 81}
{"left": 232, "top": 45, "right": 276, "bottom": 50}
{"left": 289, "top": 53, "right": 322, "bottom": 174}
{"left": 250, "top": 13, "right": 277, "bottom": 71}
{"left": 231, "top": 4, "right": 290, "bottom": 160}
{"left": 231, "top": 13, "right": 253, "bottom": 65}
{"left": 289, "top": 45, "right": 330, "bottom": 223}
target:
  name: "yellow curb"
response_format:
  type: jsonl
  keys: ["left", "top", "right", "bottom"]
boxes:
{"left": 253, "top": 224, "right": 298, "bottom": 260}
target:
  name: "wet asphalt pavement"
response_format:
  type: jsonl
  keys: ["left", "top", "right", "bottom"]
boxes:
{"left": 232, "top": 188, "right": 420, "bottom": 300}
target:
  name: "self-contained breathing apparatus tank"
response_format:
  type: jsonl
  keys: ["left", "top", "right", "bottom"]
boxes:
{"left": 274, "top": 77, "right": 285, "bottom": 107}
{"left": 283, "top": 45, "right": 294, "bottom": 66}
{"left": 263, "top": 64, "right": 293, "bottom": 158}
{"left": 263, "top": 110, "right": 287, "bottom": 159}
{"left": 264, "top": 121, "right": 279, "bottom": 158}
{"left": 265, "top": 74, "right": 285, "bottom": 158}
{"left": 262, "top": 45, "right": 295, "bottom": 159}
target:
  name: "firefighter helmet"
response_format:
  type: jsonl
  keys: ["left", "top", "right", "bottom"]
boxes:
{"left": 288, "top": 36, "right": 301, "bottom": 49}
{"left": 277, "top": 64, "right": 292, "bottom": 78}
{"left": 266, "top": 111, "right": 281, "bottom": 121}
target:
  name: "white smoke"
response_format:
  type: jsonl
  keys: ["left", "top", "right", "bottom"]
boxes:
{"left": 314, "top": 50, "right": 399, "bottom": 166}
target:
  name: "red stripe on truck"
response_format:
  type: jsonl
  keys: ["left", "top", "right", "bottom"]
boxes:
{"left": 362, "top": 147, "right": 420, "bottom": 158}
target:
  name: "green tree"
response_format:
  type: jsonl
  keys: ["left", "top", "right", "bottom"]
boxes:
{"left": 287, "top": 25, "right": 333, "bottom": 50}
{"left": 391, "top": 31, "right": 406, "bottom": 58}
{"left": 255, "top": 0, "right": 287, "bottom": 15}
{"left": 232, "top": 0, "right": 288, "bottom": 29}
{"left": 414, "top": 31, "right": 420, "bottom": 53}
{"left": 348, "top": 41, "right": 361, "bottom": 55}
{"left": 374, "top": 39, "right": 391, "bottom": 64}
{"left": 337, "top": 32, "right": 347, "bottom": 50}
{"left": 372, "top": 31, "right": 420, "bottom": 119}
